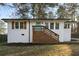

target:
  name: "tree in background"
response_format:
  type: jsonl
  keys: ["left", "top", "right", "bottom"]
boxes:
{"left": 0, "top": 3, "right": 58, "bottom": 19}
{"left": 11, "top": 3, "right": 57, "bottom": 19}
{"left": 0, "top": 3, "right": 8, "bottom": 34}
{"left": 57, "top": 3, "right": 79, "bottom": 19}
{"left": 0, "top": 20, "right": 6, "bottom": 34}
{"left": 57, "top": 3, "right": 79, "bottom": 32}
{"left": 1, "top": 3, "right": 79, "bottom": 19}
{"left": 31, "top": 3, "right": 58, "bottom": 19}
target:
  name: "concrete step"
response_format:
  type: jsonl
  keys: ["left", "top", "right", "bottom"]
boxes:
{"left": 71, "top": 38, "right": 79, "bottom": 41}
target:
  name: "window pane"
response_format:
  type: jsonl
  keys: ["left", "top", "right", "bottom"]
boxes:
{"left": 68, "top": 24, "right": 70, "bottom": 28}
{"left": 45, "top": 22, "right": 48, "bottom": 28}
{"left": 15, "top": 22, "right": 19, "bottom": 29}
{"left": 20, "top": 22, "right": 23, "bottom": 29}
{"left": 50, "top": 23, "right": 54, "bottom": 29}
{"left": 34, "top": 27, "right": 43, "bottom": 31}
{"left": 36, "top": 21, "right": 41, "bottom": 25}
{"left": 64, "top": 24, "right": 67, "bottom": 29}
{"left": 12, "top": 21, "right": 14, "bottom": 29}
{"left": 55, "top": 22, "right": 59, "bottom": 29}
{"left": 64, "top": 23, "right": 70, "bottom": 29}
{"left": 24, "top": 21, "right": 26, "bottom": 29}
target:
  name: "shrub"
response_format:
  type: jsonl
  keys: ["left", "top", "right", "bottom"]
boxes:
{"left": 0, "top": 34, "right": 7, "bottom": 43}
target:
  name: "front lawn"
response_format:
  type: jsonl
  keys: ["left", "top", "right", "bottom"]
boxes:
{"left": 0, "top": 43, "right": 79, "bottom": 56}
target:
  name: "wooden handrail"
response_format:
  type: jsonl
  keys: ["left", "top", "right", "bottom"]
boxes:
{"left": 43, "top": 28, "right": 59, "bottom": 40}
{"left": 44, "top": 26, "right": 59, "bottom": 36}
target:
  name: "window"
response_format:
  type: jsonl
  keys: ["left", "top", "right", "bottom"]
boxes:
{"left": 50, "top": 23, "right": 54, "bottom": 29}
{"left": 64, "top": 23, "right": 70, "bottom": 29}
{"left": 36, "top": 21, "right": 41, "bottom": 25}
{"left": 68, "top": 24, "right": 70, "bottom": 28}
{"left": 12, "top": 21, "right": 14, "bottom": 29}
{"left": 11, "top": 21, "right": 27, "bottom": 29}
{"left": 55, "top": 22, "right": 59, "bottom": 29}
{"left": 24, "top": 21, "right": 26, "bottom": 29}
{"left": 45, "top": 22, "right": 48, "bottom": 28}
{"left": 34, "top": 27, "right": 43, "bottom": 31}
{"left": 20, "top": 21, "right": 27, "bottom": 29}
{"left": 20, "top": 22, "right": 23, "bottom": 29}
{"left": 15, "top": 22, "right": 19, "bottom": 29}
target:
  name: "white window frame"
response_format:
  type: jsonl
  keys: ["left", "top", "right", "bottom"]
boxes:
{"left": 12, "top": 21, "right": 27, "bottom": 29}
{"left": 55, "top": 22, "right": 59, "bottom": 29}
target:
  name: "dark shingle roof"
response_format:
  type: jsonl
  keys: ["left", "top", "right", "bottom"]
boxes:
{"left": 2, "top": 18, "right": 70, "bottom": 21}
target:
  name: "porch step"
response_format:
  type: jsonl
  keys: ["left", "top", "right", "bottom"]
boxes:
{"left": 71, "top": 38, "right": 79, "bottom": 41}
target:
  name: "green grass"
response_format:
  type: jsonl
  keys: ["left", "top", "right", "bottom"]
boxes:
{"left": 0, "top": 43, "right": 79, "bottom": 56}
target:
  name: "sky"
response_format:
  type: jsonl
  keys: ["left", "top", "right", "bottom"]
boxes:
{"left": 0, "top": 5, "right": 15, "bottom": 32}
{"left": 0, "top": 5, "right": 16, "bottom": 19}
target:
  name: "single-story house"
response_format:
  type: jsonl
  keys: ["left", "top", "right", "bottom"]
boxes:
{"left": 2, "top": 18, "right": 71, "bottom": 43}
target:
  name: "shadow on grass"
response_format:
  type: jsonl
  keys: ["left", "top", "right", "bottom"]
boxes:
{"left": 68, "top": 44, "right": 79, "bottom": 56}
{"left": 1, "top": 42, "right": 79, "bottom": 56}
{"left": 6, "top": 42, "right": 79, "bottom": 46}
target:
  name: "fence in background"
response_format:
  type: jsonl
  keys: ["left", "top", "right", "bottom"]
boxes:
{"left": 0, "top": 34, "right": 7, "bottom": 43}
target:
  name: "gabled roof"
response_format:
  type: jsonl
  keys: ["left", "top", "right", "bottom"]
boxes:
{"left": 2, "top": 18, "right": 70, "bottom": 21}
